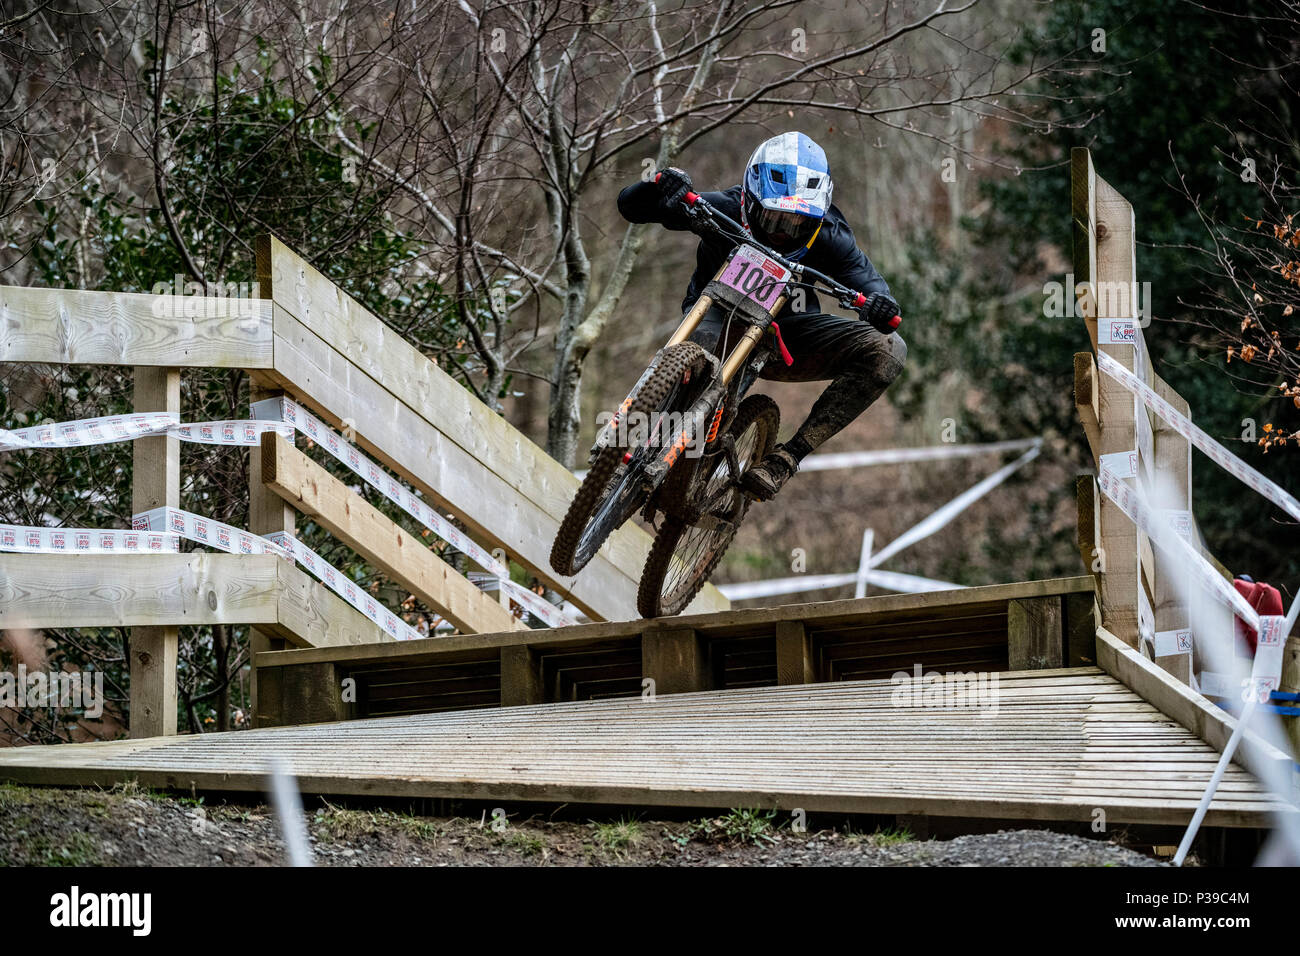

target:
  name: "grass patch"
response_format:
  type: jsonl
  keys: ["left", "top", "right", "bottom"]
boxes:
{"left": 8, "top": 829, "right": 104, "bottom": 866}
{"left": 845, "top": 825, "right": 914, "bottom": 848}
{"left": 503, "top": 830, "right": 546, "bottom": 857}
{"left": 0, "top": 782, "right": 29, "bottom": 809}
{"left": 592, "top": 818, "right": 643, "bottom": 857}
{"left": 313, "top": 801, "right": 442, "bottom": 843}
{"left": 688, "top": 808, "right": 781, "bottom": 846}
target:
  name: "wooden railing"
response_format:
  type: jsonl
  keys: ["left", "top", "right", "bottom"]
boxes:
{"left": 1071, "top": 148, "right": 1231, "bottom": 687}
{"left": 0, "top": 233, "right": 729, "bottom": 736}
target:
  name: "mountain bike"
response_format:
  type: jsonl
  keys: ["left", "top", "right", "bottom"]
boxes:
{"left": 549, "top": 181, "right": 880, "bottom": 617}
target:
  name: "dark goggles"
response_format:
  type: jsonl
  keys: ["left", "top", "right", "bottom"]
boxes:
{"left": 745, "top": 195, "right": 822, "bottom": 250}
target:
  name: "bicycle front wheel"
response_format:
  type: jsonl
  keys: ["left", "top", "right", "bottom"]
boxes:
{"left": 637, "top": 393, "right": 779, "bottom": 617}
{"left": 550, "top": 342, "right": 712, "bottom": 577}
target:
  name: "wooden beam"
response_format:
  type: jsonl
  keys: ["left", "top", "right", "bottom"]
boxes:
{"left": 1096, "top": 626, "right": 1293, "bottom": 775}
{"left": 271, "top": 557, "right": 396, "bottom": 649}
{"left": 1074, "top": 351, "right": 1101, "bottom": 462}
{"left": 256, "top": 576, "right": 1100, "bottom": 671}
{"left": 1076, "top": 474, "right": 1098, "bottom": 577}
{"left": 642, "top": 627, "right": 710, "bottom": 696}
{"left": 0, "top": 284, "right": 271, "bottom": 367}
{"left": 129, "top": 367, "right": 180, "bottom": 738}
{"left": 259, "top": 235, "right": 727, "bottom": 620}
{"left": 0, "top": 553, "right": 281, "bottom": 629}
{"left": 1007, "top": 597, "right": 1064, "bottom": 670}
{"left": 0, "top": 552, "right": 390, "bottom": 650}
{"left": 267, "top": 303, "right": 651, "bottom": 622}
{"left": 775, "top": 620, "right": 816, "bottom": 685}
{"left": 260, "top": 432, "right": 520, "bottom": 634}
{"left": 1070, "top": 147, "right": 1098, "bottom": 349}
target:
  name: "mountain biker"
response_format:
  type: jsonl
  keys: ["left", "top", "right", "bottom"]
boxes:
{"left": 616, "top": 131, "right": 906, "bottom": 500}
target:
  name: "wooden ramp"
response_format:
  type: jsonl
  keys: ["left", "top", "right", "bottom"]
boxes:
{"left": 0, "top": 665, "right": 1285, "bottom": 827}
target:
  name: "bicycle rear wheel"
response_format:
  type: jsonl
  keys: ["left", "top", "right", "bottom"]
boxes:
{"left": 550, "top": 342, "right": 712, "bottom": 577}
{"left": 637, "top": 393, "right": 779, "bottom": 617}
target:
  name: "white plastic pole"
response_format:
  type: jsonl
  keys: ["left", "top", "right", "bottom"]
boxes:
{"left": 1174, "top": 696, "right": 1256, "bottom": 866}
{"left": 855, "top": 528, "right": 874, "bottom": 599}
{"left": 268, "top": 758, "right": 314, "bottom": 867}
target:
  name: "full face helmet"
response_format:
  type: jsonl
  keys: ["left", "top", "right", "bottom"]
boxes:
{"left": 741, "top": 131, "right": 833, "bottom": 260}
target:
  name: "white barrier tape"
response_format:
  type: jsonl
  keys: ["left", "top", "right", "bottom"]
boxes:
{"left": 266, "top": 532, "right": 427, "bottom": 642}
{"left": 0, "top": 522, "right": 179, "bottom": 554}
{"left": 133, "top": 506, "right": 290, "bottom": 558}
{"left": 2, "top": 404, "right": 572, "bottom": 627}
{"left": 255, "top": 396, "right": 573, "bottom": 628}
{"left": 129, "top": 505, "right": 429, "bottom": 641}
{"left": 1097, "top": 462, "right": 1261, "bottom": 631}
{"left": 870, "top": 443, "right": 1042, "bottom": 568}
{"left": 0, "top": 412, "right": 293, "bottom": 451}
{"left": 1097, "top": 350, "right": 1300, "bottom": 524}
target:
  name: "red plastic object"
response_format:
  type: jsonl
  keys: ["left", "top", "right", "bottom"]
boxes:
{"left": 1233, "top": 578, "right": 1284, "bottom": 654}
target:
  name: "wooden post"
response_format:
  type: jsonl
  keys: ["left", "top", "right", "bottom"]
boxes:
{"left": 248, "top": 384, "right": 295, "bottom": 727}
{"left": 1008, "top": 597, "right": 1063, "bottom": 670}
{"left": 500, "top": 646, "right": 544, "bottom": 706}
{"left": 129, "top": 367, "right": 180, "bottom": 737}
{"left": 642, "top": 627, "right": 710, "bottom": 696}
{"left": 1072, "top": 147, "right": 1141, "bottom": 648}
{"left": 774, "top": 621, "right": 815, "bottom": 685}
{"left": 1064, "top": 591, "right": 1099, "bottom": 668}
{"left": 280, "top": 662, "right": 349, "bottom": 725}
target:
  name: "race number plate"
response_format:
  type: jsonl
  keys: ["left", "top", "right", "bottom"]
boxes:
{"left": 717, "top": 244, "right": 791, "bottom": 310}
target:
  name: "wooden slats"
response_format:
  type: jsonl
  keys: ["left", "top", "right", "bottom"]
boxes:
{"left": 0, "top": 552, "right": 392, "bottom": 649}
{"left": 260, "top": 432, "right": 520, "bottom": 634}
{"left": 252, "top": 577, "right": 1093, "bottom": 722}
{"left": 258, "top": 235, "right": 726, "bottom": 622}
{"left": 0, "top": 285, "right": 273, "bottom": 367}
{"left": 0, "top": 667, "right": 1282, "bottom": 827}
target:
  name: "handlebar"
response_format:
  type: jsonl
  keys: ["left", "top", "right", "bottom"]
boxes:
{"left": 654, "top": 173, "right": 894, "bottom": 322}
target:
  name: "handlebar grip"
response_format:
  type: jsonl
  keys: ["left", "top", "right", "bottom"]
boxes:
{"left": 653, "top": 172, "right": 700, "bottom": 206}
{"left": 851, "top": 293, "right": 866, "bottom": 308}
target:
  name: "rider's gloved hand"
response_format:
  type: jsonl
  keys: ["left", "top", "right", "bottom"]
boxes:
{"left": 655, "top": 167, "right": 694, "bottom": 210}
{"left": 858, "top": 292, "right": 902, "bottom": 334}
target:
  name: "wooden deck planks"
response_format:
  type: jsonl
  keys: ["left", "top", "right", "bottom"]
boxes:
{"left": 0, "top": 667, "right": 1283, "bottom": 827}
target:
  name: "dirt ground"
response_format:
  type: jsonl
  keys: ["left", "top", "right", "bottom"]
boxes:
{"left": 0, "top": 782, "right": 1166, "bottom": 867}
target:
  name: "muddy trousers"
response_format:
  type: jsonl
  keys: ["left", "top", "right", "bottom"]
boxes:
{"left": 689, "top": 309, "right": 908, "bottom": 459}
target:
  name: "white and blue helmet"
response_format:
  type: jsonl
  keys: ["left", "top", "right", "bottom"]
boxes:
{"left": 741, "top": 131, "right": 833, "bottom": 259}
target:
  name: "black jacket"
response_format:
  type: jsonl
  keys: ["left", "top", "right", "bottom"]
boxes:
{"left": 617, "top": 180, "right": 891, "bottom": 316}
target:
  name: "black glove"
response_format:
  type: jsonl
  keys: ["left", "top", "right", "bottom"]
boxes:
{"left": 858, "top": 292, "right": 902, "bottom": 333}
{"left": 655, "top": 167, "right": 693, "bottom": 209}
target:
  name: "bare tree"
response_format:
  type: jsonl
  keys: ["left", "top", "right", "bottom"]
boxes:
{"left": 324, "top": 0, "right": 1077, "bottom": 464}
